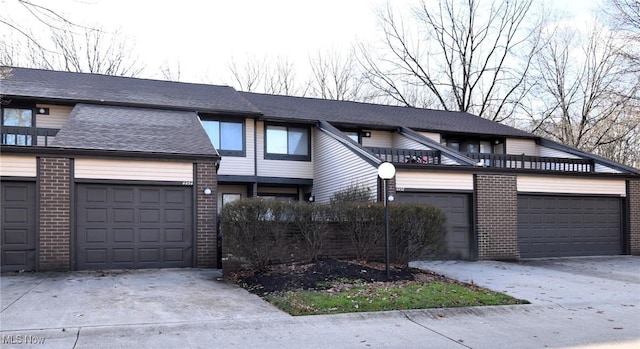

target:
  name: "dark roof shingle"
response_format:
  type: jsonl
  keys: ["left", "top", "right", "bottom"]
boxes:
{"left": 1, "top": 67, "right": 260, "bottom": 114}
{"left": 51, "top": 104, "right": 217, "bottom": 156}
{"left": 241, "top": 92, "right": 534, "bottom": 138}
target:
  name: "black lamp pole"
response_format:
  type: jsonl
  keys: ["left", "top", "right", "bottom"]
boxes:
{"left": 384, "top": 178, "right": 390, "bottom": 280}
{"left": 377, "top": 162, "right": 395, "bottom": 282}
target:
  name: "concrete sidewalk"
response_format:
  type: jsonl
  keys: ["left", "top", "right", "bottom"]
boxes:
{"left": 1, "top": 257, "right": 639, "bottom": 348}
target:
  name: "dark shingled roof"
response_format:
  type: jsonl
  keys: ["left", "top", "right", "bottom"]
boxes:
{"left": 240, "top": 92, "right": 535, "bottom": 138}
{"left": 51, "top": 104, "right": 218, "bottom": 156}
{"left": 1, "top": 66, "right": 260, "bottom": 114}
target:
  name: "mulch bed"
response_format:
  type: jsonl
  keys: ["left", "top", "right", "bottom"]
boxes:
{"left": 226, "top": 259, "right": 448, "bottom": 296}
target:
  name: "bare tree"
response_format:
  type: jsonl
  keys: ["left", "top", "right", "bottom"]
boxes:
{"left": 359, "top": 0, "right": 545, "bottom": 121}
{"left": 608, "top": 0, "right": 640, "bottom": 34}
{"left": 160, "top": 60, "right": 181, "bottom": 81}
{"left": 0, "top": 0, "right": 76, "bottom": 51}
{"left": 1, "top": 1, "right": 144, "bottom": 77}
{"left": 227, "top": 55, "right": 309, "bottom": 96}
{"left": 526, "top": 22, "right": 640, "bottom": 166}
{"left": 308, "top": 49, "right": 367, "bottom": 101}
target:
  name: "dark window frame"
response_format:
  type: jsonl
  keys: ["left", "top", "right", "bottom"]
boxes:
{"left": 264, "top": 123, "right": 311, "bottom": 161}
{"left": 257, "top": 193, "right": 299, "bottom": 201}
{"left": 442, "top": 135, "right": 504, "bottom": 154}
{"left": 1, "top": 104, "right": 36, "bottom": 146}
{"left": 342, "top": 129, "right": 362, "bottom": 144}
{"left": 200, "top": 117, "right": 246, "bottom": 157}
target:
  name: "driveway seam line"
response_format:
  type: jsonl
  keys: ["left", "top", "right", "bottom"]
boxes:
{"left": 400, "top": 310, "right": 471, "bottom": 348}
{"left": 73, "top": 327, "right": 81, "bottom": 349}
{"left": 0, "top": 273, "right": 51, "bottom": 313}
{"left": 0, "top": 316, "right": 291, "bottom": 332}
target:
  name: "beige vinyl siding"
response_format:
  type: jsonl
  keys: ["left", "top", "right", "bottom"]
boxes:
{"left": 517, "top": 175, "right": 626, "bottom": 196}
{"left": 361, "top": 130, "right": 393, "bottom": 148}
{"left": 395, "top": 171, "right": 474, "bottom": 191}
{"left": 594, "top": 164, "right": 622, "bottom": 174}
{"left": 35, "top": 104, "right": 72, "bottom": 129}
{"left": 440, "top": 155, "right": 460, "bottom": 165}
{"left": 0, "top": 155, "right": 37, "bottom": 177}
{"left": 537, "top": 145, "right": 580, "bottom": 159}
{"left": 256, "top": 121, "right": 314, "bottom": 179}
{"left": 392, "top": 133, "right": 431, "bottom": 150}
{"left": 217, "top": 118, "right": 255, "bottom": 176}
{"left": 75, "top": 159, "right": 193, "bottom": 182}
{"left": 313, "top": 130, "right": 378, "bottom": 203}
{"left": 419, "top": 131, "right": 440, "bottom": 143}
{"left": 506, "top": 138, "right": 538, "bottom": 155}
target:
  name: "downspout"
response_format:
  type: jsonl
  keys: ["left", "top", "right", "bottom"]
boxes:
{"left": 253, "top": 118, "right": 258, "bottom": 197}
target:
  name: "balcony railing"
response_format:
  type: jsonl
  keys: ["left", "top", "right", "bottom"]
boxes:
{"left": 366, "top": 147, "right": 441, "bottom": 165}
{"left": 463, "top": 152, "right": 595, "bottom": 172}
{"left": 1, "top": 126, "right": 59, "bottom": 147}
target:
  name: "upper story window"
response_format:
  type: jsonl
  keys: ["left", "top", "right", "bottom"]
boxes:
{"left": 442, "top": 136, "right": 500, "bottom": 154}
{"left": 1, "top": 107, "right": 34, "bottom": 146}
{"left": 265, "top": 124, "right": 310, "bottom": 161}
{"left": 344, "top": 131, "right": 361, "bottom": 144}
{"left": 201, "top": 119, "right": 245, "bottom": 156}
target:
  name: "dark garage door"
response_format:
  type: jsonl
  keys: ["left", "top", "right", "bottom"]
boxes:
{"left": 1, "top": 181, "right": 36, "bottom": 272}
{"left": 518, "top": 195, "right": 622, "bottom": 258}
{"left": 396, "top": 192, "right": 472, "bottom": 259}
{"left": 76, "top": 184, "right": 193, "bottom": 270}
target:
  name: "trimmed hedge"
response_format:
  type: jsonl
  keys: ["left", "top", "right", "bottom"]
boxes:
{"left": 389, "top": 204, "right": 447, "bottom": 264}
{"left": 220, "top": 198, "right": 291, "bottom": 269}
{"left": 221, "top": 199, "right": 447, "bottom": 269}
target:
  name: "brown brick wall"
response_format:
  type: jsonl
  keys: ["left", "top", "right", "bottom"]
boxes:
{"left": 39, "top": 157, "right": 71, "bottom": 271}
{"left": 196, "top": 162, "right": 218, "bottom": 267}
{"left": 475, "top": 174, "right": 519, "bottom": 260}
{"left": 629, "top": 180, "right": 640, "bottom": 255}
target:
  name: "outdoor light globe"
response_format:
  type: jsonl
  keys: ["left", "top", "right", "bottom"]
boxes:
{"left": 377, "top": 162, "right": 396, "bottom": 180}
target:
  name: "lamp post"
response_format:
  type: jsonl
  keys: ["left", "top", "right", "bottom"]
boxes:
{"left": 377, "top": 162, "right": 396, "bottom": 280}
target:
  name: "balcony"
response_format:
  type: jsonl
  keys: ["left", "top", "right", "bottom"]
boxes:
{"left": 1, "top": 126, "right": 59, "bottom": 146}
{"left": 366, "top": 147, "right": 441, "bottom": 165}
{"left": 463, "top": 153, "right": 595, "bottom": 172}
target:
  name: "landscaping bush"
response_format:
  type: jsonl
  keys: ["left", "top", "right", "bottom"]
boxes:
{"left": 389, "top": 203, "right": 447, "bottom": 264}
{"left": 334, "top": 202, "right": 384, "bottom": 261}
{"left": 330, "top": 183, "right": 373, "bottom": 204}
{"left": 221, "top": 198, "right": 292, "bottom": 269}
{"left": 291, "top": 202, "right": 331, "bottom": 262}
{"left": 221, "top": 196, "right": 448, "bottom": 269}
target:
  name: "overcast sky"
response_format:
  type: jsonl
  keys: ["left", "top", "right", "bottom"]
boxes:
{"left": 2, "top": 0, "right": 603, "bottom": 85}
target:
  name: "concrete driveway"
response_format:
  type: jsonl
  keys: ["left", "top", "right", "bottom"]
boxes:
{"left": 1, "top": 256, "right": 639, "bottom": 348}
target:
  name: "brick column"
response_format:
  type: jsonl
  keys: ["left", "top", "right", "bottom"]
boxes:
{"left": 629, "top": 180, "right": 640, "bottom": 255}
{"left": 475, "top": 174, "right": 519, "bottom": 260}
{"left": 196, "top": 162, "right": 218, "bottom": 267}
{"left": 39, "top": 157, "right": 71, "bottom": 271}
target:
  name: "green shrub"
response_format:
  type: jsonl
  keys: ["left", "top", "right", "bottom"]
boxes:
{"left": 291, "top": 202, "right": 331, "bottom": 262}
{"left": 330, "top": 183, "right": 373, "bottom": 204}
{"left": 389, "top": 203, "right": 447, "bottom": 264}
{"left": 334, "top": 202, "right": 384, "bottom": 261}
{"left": 221, "top": 198, "right": 292, "bottom": 269}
